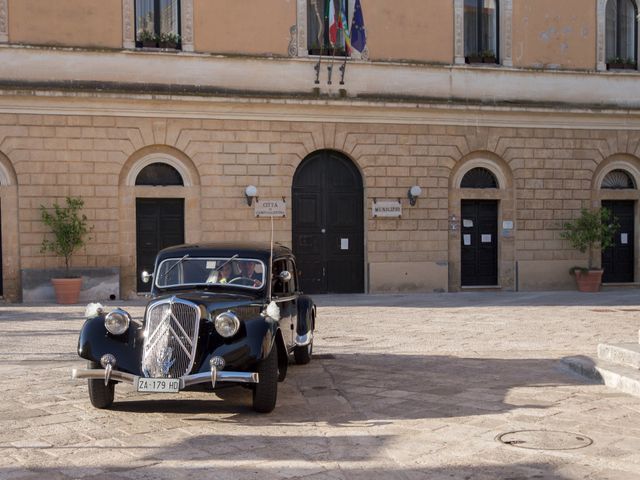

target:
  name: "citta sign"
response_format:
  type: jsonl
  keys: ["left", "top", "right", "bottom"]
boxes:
{"left": 372, "top": 200, "right": 402, "bottom": 218}
{"left": 255, "top": 199, "right": 286, "bottom": 217}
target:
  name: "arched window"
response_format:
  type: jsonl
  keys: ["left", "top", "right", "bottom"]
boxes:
{"left": 601, "top": 169, "right": 636, "bottom": 189}
{"left": 464, "top": 0, "right": 499, "bottom": 63}
{"left": 135, "top": 162, "right": 184, "bottom": 186}
{"left": 461, "top": 167, "right": 498, "bottom": 188}
{"left": 606, "top": 0, "right": 637, "bottom": 69}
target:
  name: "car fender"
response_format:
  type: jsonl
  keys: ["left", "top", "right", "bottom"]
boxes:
{"left": 77, "top": 315, "right": 144, "bottom": 374}
{"left": 296, "top": 295, "right": 315, "bottom": 335}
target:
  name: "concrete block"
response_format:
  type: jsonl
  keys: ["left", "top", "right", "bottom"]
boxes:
{"left": 561, "top": 355, "right": 640, "bottom": 398}
{"left": 598, "top": 343, "right": 640, "bottom": 370}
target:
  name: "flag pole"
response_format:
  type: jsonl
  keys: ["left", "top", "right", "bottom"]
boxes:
{"left": 313, "top": 0, "right": 324, "bottom": 84}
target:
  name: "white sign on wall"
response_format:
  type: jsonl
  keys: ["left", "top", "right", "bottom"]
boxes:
{"left": 372, "top": 200, "right": 402, "bottom": 218}
{"left": 255, "top": 199, "right": 286, "bottom": 217}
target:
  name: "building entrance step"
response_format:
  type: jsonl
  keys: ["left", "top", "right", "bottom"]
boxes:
{"left": 561, "top": 355, "right": 640, "bottom": 398}
{"left": 597, "top": 343, "right": 640, "bottom": 370}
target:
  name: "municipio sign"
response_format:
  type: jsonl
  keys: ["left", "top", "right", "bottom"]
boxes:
{"left": 255, "top": 199, "right": 286, "bottom": 217}
{"left": 372, "top": 200, "right": 402, "bottom": 218}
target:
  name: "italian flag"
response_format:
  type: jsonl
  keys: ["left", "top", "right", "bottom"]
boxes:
{"left": 327, "top": 0, "right": 338, "bottom": 47}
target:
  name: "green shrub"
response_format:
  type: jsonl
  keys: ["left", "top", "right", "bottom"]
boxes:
{"left": 40, "top": 197, "right": 92, "bottom": 277}
{"left": 560, "top": 208, "right": 619, "bottom": 270}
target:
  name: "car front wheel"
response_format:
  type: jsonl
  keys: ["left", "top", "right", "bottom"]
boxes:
{"left": 252, "top": 344, "right": 278, "bottom": 413}
{"left": 293, "top": 340, "right": 313, "bottom": 365}
{"left": 87, "top": 361, "right": 115, "bottom": 409}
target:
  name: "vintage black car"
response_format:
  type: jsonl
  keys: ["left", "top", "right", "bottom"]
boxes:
{"left": 72, "top": 242, "right": 316, "bottom": 413}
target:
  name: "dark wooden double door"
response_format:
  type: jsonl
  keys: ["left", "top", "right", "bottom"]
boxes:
{"left": 136, "top": 198, "right": 185, "bottom": 292}
{"left": 293, "top": 151, "right": 364, "bottom": 294}
{"left": 461, "top": 200, "right": 498, "bottom": 286}
{"left": 602, "top": 200, "right": 635, "bottom": 283}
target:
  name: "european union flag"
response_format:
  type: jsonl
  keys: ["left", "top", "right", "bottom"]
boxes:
{"left": 350, "top": 0, "right": 366, "bottom": 53}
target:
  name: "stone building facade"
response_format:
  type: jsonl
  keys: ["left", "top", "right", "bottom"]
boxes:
{"left": 0, "top": 0, "right": 639, "bottom": 301}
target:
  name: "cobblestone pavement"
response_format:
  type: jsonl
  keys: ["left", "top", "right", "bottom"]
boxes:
{"left": 1, "top": 291, "right": 640, "bottom": 479}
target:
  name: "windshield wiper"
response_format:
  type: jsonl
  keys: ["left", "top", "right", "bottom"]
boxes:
{"left": 214, "top": 254, "right": 239, "bottom": 272}
{"left": 160, "top": 254, "right": 189, "bottom": 281}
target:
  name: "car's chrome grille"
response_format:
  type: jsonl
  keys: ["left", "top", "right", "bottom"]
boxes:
{"left": 141, "top": 297, "right": 200, "bottom": 378}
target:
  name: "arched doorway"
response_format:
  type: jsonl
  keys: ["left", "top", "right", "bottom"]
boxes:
{"left": 292, "top": 150, "right": 364, "bottom": 294}
{"left": 460, "top": 167, "right": 500, "bottom": 286}
{"left": 135, "top": 162, "right": 186, "bottom": 292}
{"left": 600, "top": 168, "right": 637, "bottom": 283}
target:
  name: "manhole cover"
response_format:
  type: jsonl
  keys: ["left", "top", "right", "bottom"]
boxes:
{"left": 497, "top": 430, "right": 593, "bottom": 450}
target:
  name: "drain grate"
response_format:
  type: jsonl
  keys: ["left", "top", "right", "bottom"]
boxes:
{"left": 497, "top": 430, "right": 593, "bottom": 450}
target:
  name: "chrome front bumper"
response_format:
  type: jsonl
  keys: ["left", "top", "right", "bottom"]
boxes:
{"left": 71, "top": 367, "right": 259, "bottom": 390}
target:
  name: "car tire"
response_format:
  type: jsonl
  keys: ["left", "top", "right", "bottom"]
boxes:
{"left": 252, "top": 344, "right": 278, "bottom": 413}
{"left": 87, "top": 361, "right": 115, "bottom": 409}
{"left": 293, "top": 340, "right": 313, "bottom": 365}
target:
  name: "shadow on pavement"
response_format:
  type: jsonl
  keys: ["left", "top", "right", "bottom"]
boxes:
{"left": 109, "top": 353, "right": 590, "bottom": 425}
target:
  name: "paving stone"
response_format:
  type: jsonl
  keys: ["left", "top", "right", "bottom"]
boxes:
{"left": 1, "top": 291, "right": 640, "bottom": 479}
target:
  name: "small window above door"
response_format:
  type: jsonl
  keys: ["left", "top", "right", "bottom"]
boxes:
{"left": 135, "top": 162, "right": 184, "bottom": 186}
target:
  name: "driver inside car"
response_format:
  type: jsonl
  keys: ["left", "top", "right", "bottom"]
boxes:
{"left": 239, "top": 260, "right": 262, "bottom": 287}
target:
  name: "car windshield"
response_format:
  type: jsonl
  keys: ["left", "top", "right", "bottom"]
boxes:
{"left": 155, "top": 257, "right": 265, "bottom": 289}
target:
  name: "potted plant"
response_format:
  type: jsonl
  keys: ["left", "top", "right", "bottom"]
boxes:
{"left": 40, "top": 197, "right": 92, "bottom": 304}
{"left": 607, "top": 57, "right": 626, "bottom": 69}
{"left": 481, "top": 50, "right": 497, "bottom": 64}
{"left": 560, "top": 207, "right": 619, "bottom": 292}
{"left": 466, "top": 52, "right": 483, "bottom": 64}
{"left": 138, "top": 29, "right": 158, "bottom": 48}
{"left": 159, "top": 32, "right": 181, "bottom": 49}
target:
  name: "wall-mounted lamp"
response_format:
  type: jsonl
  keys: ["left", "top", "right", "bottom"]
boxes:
{"left": 407, "top": 185, "right": 422, "bottom": 206}
{"left": 245, "top": 185, "right": 258, "bottom": 206}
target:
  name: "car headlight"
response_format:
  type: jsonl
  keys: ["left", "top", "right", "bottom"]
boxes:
{"left": 104, "top": 309, "right": 131, "bottom": 336}
{"left": 215, "top": 311, "right": 240, "bottom": 338}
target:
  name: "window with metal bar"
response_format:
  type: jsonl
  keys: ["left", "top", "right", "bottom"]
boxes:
{"left": 606, "top": 0, "right": 637, "bottom": 69}
{"left": 135, "top": 0, "right": 181, "bottom": 49}
{"left": 464, "top": 0, "right": 499, "bottom": 64}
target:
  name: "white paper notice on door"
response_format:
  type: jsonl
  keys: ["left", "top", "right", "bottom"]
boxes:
{"left": 481, "top": 234, "right": 492, "bottom": 243}
{"left": 463, "top": 219, "right": 473, "bottom": 228}
{"left": 463, "top": 234, "right": 471, "bottom": 246}
{"left": 341, "top": 238, "right": 349, "bottom": 250}
{"left": 621, "top": 233, "right": 629, "bottom": 245}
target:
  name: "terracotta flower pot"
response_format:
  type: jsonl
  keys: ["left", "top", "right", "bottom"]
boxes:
{"left": 574, "top": 269, "right": 603, "bottom": 292}
{"left": 51, "top": 277, "right": 82, "bottom": 304}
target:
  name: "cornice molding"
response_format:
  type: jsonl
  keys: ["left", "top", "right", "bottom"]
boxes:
{"left": 1, "top": 89, "right": 639, "bottom": 131}
{"left": 0, "top": 0, "right": 8, "bottom": 43}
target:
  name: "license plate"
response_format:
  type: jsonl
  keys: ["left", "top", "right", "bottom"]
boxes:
{"left": 136, "top": 377, "right": 180, "bottom": 393}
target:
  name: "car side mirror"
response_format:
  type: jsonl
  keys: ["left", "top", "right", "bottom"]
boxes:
{"left": 141, "top": 271, "right": 154, "bottom": 284}
{"left": 279, "top": 270, "right": 292, "bottom": 282}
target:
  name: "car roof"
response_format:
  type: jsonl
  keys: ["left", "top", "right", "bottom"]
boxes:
{"left": 156, "top": 242, "right": 293, "bottom": 263}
